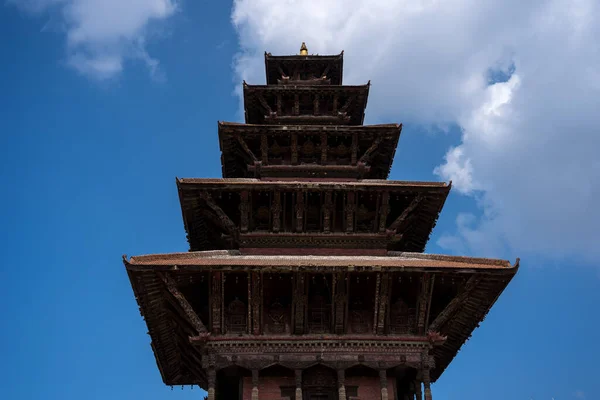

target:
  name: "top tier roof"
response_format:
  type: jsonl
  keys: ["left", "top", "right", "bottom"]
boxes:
{"left": 264, "top": 46, "right": 344, "bottom": 85}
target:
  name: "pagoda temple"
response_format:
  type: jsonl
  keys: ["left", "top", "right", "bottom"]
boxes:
{"left": 124, "top": 43, "right": 518, "bottom": 400}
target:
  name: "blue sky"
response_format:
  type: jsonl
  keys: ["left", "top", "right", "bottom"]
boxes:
{"left": 1, "top": 1, "right": 599, "bottom": 399}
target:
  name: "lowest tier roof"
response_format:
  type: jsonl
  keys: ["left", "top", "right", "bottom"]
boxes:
{"left": 124, "top": 250, "right": 518, "bottom": 386}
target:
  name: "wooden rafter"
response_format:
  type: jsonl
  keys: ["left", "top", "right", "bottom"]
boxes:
{"left": 387, "top": 194, "right": 424, "bottom": 233}
{"left": 157, "top": 272, "right": 208, "bottom": 334}
{"left": 428, "top": 275, "right": 481, "bottom": 332}
{"left": 256, "top": 93, "right": 273, "bottom": 114}
{"left": 235, "top": 134, "right": 258, "bottom": 162}
{"left": 416, "top": 274, "right": 435, "bottom": 334}
{"left": 198, "top": 191, "right": 237, "bottom": 235}
{"left": 359, "top": 137, "right": 383, "bottom": 164}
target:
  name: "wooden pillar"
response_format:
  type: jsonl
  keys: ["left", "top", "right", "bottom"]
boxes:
{"left": 378, "top": 192, "right": 390, "bottom": 233}
{"left": 376, "top": 273, "right": 391, "bottom": 334}
{"left": 423, "top": 369, "right": 432, "bottom": 400}
{"left": 345, "top": 192, "right": 355, "bottom": 233}
{"left": 251, "top": 369, "right": 259, "bottom": 400}
{"left": 295, "top": 191, "right": 304, "bottom": 232}
{"left": 379, "top": 369, "right": 388, "bottom": 400}
{"left": 414, "top": 379, "right": 423, "bottom": 400}
{"left": 337, "top": 369, "right": 346, "bottom": 400}
{"left": 249, "top": 271, "right": 263, "bottom": 335}
{"left": 323, "top": 191, "right": 333, "bottom": 233}
{"left": 351, "top": 132, "right": 358, "bottom": 165}
{"left": 333, "top": 272, "right": 347, "bottom": 334}
{"left": 272, "top": 191, "right": 281, "bottom": 233}
{"left": 320, "top": 132, "right": 327, "bottom": 164}
{"left": 294, "top": 94, "right": 300, "bottom": 115}
{"left": 260, "top": 134, "right": 268, "bottom": 164}
{"left": 333, "top": 94, "right": 339, "bottom": 114}
{"left": 291, "top": 134, "right": 298, "bottom": 165}
{"left": 207, "top": 368, "right": 216, "bottom": 400}
{"left": 293, "top": 272, "right": 307, "bottom": 334}
{"left": 240, "top": 191, "right": 250, "bottom": 233}
{"left": 210, "top": 272, "right": 222, "bottom": 334}
{"left": 295, "top": 369, "right": 303, "bottom": 400}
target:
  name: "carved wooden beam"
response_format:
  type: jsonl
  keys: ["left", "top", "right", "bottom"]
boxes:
{"left": 387, "top": 194, "right": 424, "bottom": 233}
{"left": 250, "top": 271, "right": 263, "bottom": 335}
{"left": 295, "top": 191, "right": 304, "bottom": 232}
{"left": 157, "top": 272, "right": 207, "bottom": 334}
{"left": 257, "top": 92, "right": 273, "bottom": 114}
{"left": 291, "top": 133, "right": 298, "bottom": 165}
{"left": 359, "top": 137, "right": 383, "bottom": 164}
{"left": 333, "top": 272, "right": 347, "bottom": 334}
{"left": 260, "top": 134, "right": 268, "bottom": 164}
{"left": 198, "top": 191, "right": 237, "bottom": 235}
{"left": 373, "top": 272, "right": 381, "bottom": 334}
{"left": 428, "top": 275, "right": 481, "bottom": 332}
{"left": 323, "top": 191, "right": 333, "bottom": 233}
{"left": 340, "top": 95, "right": 354, "bottom": 113}
{"left": 276, "top": 94, "right": 282, "bottom": 115}
{"left": 293, "top": 272, "right": 307, "bottom": 334}
{"left": 345, "top": 192, "right": 356, "bottom": 233}
{"left": 416, "top": 273, "right": 434, "bottom": 334}
{"left": 240, "top": 191, "right": 250, "bottom": 233}
{"left": 379, "top": 192, "right": 390, "bottom": 233}
{"left": 294, "top": 94, "right": 300, "bottom": 115}
{"left": 351, "top": 132, "right": 358, "bottom": 165}
{"left": 210, "top": 272, "right": 223, "bottom": 334}
{"left": 235, "top": 134, "right": 258, "bottom": 163}
{"left": 320, "top": 132, "right": 328, "bottom": 164}
{"left": 376, "top": 272, "right": 391, "bottom": 334}
{"left": 272, "top": 191, "right": 281, "bottom": 233}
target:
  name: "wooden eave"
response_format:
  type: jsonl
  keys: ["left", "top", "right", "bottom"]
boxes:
{"left": 264, "top": 51, "right": 344, "bottom": 85}
{"left": 217, "top": 122, "right": 402, "bottom": 179}
{"left": 243, "top": 83, "right": 369, "bottom": 126}
{"left": 176, "top": 178, "right": 450, "bottom": 253}
{"left": 123, "top": 251, "right": 518, "bottom": 384}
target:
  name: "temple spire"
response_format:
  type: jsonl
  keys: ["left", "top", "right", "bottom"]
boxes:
{"left": 300, "top": 42, "right": 308, "bottom": 56}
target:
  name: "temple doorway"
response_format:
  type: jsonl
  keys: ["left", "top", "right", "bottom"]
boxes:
{"left": 302, "top": 365, "right": 337, "bottom": 400}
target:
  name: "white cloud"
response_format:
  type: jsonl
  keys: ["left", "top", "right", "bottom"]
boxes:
{"left": 231, "top": 0, "right": 600, "bottom": 262}
{"left": 9, "top": 0, "right": 177, "bottom": 80}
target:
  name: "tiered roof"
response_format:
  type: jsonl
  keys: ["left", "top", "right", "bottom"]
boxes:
{"left": 124, "top": 43, "right": 518, "bottom": 390}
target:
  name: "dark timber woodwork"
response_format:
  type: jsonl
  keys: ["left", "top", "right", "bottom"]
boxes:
{"left": 157, "top": 272, "right": 207, "bottom": 334}
{"left": 123, "top": 45, "right": 519, "bottom": 397}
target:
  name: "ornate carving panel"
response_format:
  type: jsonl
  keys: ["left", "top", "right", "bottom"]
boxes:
{"left": 333, "top": 273, "right": 347, "bottom": 334}
{"left": 376, "top": 272, "right": 391, "bottom": 334}
{"left": 251, "top": 272, "right": 262, "bottom": 335}
{"left": 389, "top": 298, "right": 416, "bottom": 334}
{"left": 225, "top": 298, "right": 247, "bottom": 334}
{"left": 210, "top": 272, "right": 223, "bottom": 334}
{"left": 293, "top": 272, "right": 307, "bottom": 334}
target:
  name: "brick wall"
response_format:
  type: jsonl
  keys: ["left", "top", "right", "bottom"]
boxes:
{"left": 240, "top": 375, "right": 396, "bottom": 400}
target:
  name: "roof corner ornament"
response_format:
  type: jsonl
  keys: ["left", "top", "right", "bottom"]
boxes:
{"left": 300, "top": 42, "right": 308, "bottom": 56}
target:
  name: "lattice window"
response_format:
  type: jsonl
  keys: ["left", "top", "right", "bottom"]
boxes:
{"left": 308, "top": 295, "right": 331, "bottom": 333}
{"left": 225, "top": 298, "right": 247, "bottom": 333}
{"left": 267, "top": 301, "right": 288, "bottom": 334}
{"left": 389, "top": 298, "right": 416, "bottom": 334}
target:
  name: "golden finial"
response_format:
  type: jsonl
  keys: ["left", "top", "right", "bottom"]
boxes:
{"left": 299, "top": 42, "right": 308, "bottom": 56}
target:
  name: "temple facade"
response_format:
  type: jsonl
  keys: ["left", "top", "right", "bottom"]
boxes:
{"left": 124, "top": 43, "right": 518, "bottom": 400}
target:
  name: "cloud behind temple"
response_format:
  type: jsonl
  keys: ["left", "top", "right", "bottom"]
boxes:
{"left": 231, "top": 0, "right": 600, "bottom": 262}
{"left": 8, "top": 0, "right": 177, "bottom": 80}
